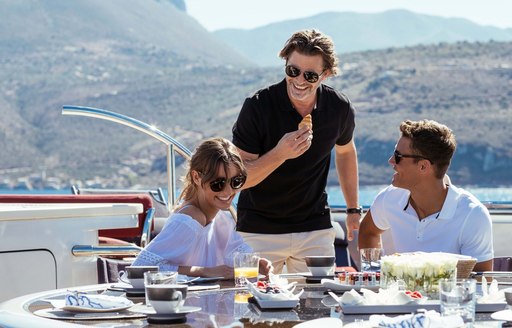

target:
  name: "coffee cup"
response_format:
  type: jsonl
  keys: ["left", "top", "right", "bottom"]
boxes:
{"left": 118, "top": 265, "right": 159, "bottom": 288}
{"left": 146, "top": 284, "right": 187, "bottom": 313}
{"left": 305, "top": 256, "right": 335, "bottom": 276}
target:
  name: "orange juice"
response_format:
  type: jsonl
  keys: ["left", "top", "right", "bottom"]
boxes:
{"left": 234, "top": 267, "right": 258, "bottom": 286}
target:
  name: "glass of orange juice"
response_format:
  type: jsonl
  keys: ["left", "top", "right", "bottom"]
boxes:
{"left": 233, "top": 252, "right": 259, "bottom": 287}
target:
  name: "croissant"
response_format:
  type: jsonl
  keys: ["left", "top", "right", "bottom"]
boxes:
{"left": 298, "top": 114, "right": 313, "bottom": 129}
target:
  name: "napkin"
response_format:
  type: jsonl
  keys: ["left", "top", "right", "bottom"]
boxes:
{"left": 478, "top": 277, "right": 505, "bottom": 303}
{"left": 339, "top": 282, "right": 425, "bottom": 306}
{"left": 65, "top": 291, "right": 132, "bottom": 309}
{"left": 369, "top": 310, "right": 463, "bottom": 328}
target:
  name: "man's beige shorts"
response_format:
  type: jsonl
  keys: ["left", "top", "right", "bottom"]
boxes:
{"left": 239, "top": 228, "right": 335, "bottom": 274}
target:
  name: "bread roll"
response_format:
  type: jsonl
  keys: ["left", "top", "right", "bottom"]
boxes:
{"left": 298, "top": 114, "right": 312, "bottom": 129}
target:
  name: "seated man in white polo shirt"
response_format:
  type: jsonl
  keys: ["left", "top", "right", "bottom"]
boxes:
{"left": 355, "top": 119, "right": 493, "bottom": 272}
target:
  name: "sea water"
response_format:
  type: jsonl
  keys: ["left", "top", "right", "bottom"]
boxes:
{"left": 1, "top": 186, "right": 512, "bottom": 206}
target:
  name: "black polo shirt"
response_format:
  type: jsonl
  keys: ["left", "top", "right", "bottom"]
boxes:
{"left": 232, "top": 79, "right": 356, "bottom": 234}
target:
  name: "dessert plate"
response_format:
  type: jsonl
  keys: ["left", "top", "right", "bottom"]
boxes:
{"left": 47, "top": 298, "right": 134, "bottom": 313}
{"left": 248, "top": 296, "right": 300, "bottom": 310}
{"left": 34, "top": 308, "right": 146, "bottom": 321}
{"left": 491, "top": 309, "right": 512, "bottom": 321}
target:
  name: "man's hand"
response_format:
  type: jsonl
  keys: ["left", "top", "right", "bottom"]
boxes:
{"left": 345, "top": 213, "right": 361, "bottom": 241}
{"left": 275, "top": 126, "right": 313, "bottom": 160}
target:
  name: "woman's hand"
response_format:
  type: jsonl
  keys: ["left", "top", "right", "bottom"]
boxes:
{"left": 202, "top": 265, "right": 234, "bottom": 279}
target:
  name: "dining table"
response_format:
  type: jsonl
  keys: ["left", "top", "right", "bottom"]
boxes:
{"left": 1, "top": 275, "right": 510, "bottom": 327}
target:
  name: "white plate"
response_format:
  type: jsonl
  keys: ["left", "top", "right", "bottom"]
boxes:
{"left": 321, "top": 279, "right": 381, "bottom": 292}
{"left": 250, "top": 296, "right": 300, "bottom": 309}
{"left": 48, "top": 297, "right": 134, "bottom": 313}
{"left": 339, "top": 300, "right": 507, "bottom": 314}
{"left": 34, "top": 308, "right": 146, "bottom": 321}
{"left": 294, "top": 317, "right": 343, "bottom": 327}
{"left": 491, "top": 309, "right": 512, "bottom": 321}
{"left": 130, "top": 304, "right": 201, "bottom": 316}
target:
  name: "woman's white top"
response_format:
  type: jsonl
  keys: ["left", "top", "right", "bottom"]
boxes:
{"left": 132, "top": 210, "right": 252, "bottom": 271}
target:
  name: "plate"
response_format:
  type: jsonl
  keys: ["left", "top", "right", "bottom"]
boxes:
{"left": 304, "top": 274, "right": 335, "bottom": 283}
{"left": 248, "top": 296, "right": 300, "bottom": 310}
{"left": 294, "top": 317, "right": 344, "bottom": 328}
{"left": 339, "top": 300, "right": 507, "bottom": 314}
{"left": 491, "top": 309, "right": 512, "bottom": 321}
{"left": 130, "top": 303, "right": 201, "bottom": 316}
{"left": 34, "top": 308, "right": 146, "bottom": 320}
{"left": 48, "top": 297, "right": 134, "bottom": 313}
{"left": 321, "top": 279, "right": 381, "bottom": 292}
{"left": 177, "top": 276, "right": 224, "bottom": 285}
{"left": 108, "top": 282, "right": 145, "bottom": 296}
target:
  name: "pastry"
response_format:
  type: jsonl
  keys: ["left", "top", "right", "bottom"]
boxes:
{"left": 298, "top": 114, "right": 312, "bottom": 129}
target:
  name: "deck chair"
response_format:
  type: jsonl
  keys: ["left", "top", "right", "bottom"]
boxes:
{"left": 493, "top": 257, "right": 512, "bottom": 271}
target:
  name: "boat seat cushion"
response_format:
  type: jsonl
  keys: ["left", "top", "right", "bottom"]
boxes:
{"left": 0, "top": 194, "right": 154, "bottom": 246}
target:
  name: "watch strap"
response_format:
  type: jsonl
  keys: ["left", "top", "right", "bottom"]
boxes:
{"left": 346, "top": 207, "right": 363, "bottom": 214}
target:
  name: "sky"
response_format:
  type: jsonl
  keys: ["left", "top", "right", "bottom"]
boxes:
{"left": 186, "top": 0, "right": 512, "bottom": 31}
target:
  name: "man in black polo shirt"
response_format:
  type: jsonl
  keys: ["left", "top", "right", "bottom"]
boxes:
{"left": 232, "top": 29, "right": 361, "bottom": 273}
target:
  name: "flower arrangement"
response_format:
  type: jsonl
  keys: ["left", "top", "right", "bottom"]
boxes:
{"left": 380, "top": 252, "right": 458, "bottom": 297}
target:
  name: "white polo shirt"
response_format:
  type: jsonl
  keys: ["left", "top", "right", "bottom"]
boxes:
{"left": 371, "top": 184, "right": 494, "bottom": 262}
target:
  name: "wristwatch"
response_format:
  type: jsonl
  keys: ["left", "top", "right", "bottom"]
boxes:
{"left": 346, "top": 207, "right": 363, "bottom": 215}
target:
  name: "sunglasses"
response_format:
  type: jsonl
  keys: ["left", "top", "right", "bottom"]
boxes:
{"left": 209, "top": 174, "right": 247, "bottom": 192}
{"left": 393, "top": 150, "right": 430, "bottom": 164}
{"left": 285, "top": 65, "right": 325, "bottom": 83}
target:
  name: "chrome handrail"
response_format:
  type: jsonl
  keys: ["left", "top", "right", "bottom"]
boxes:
{"left": 62, "top": 105, "right": 190, "bottom": 211}
{"left": 61, "top": 105, "right": 238, "bottom": 220}
{"left": 72, "top": 245, "right": 142, "bottom": 257}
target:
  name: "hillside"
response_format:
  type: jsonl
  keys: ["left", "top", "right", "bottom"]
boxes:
{"left": 214, "top": 9, "right": 512, "bottom": 67}
{"left": 1, "top": 1, "right": 511, "bottom": 190}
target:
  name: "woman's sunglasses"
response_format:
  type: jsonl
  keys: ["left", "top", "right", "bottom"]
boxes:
{"left": 285, "top": 65, "right": 325, "bottom": 83}
{"left": 209, "top": 174, "right": 247, "bottom": 192}
{"left": 393, "top": 150, "right": 431, "bottom": 164}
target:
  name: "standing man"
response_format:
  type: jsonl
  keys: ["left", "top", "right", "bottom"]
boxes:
{"left": 356, "top": 119, "right": 493, "bottom": 272}
{"left": 232, "top": 29, "right": 360, "bottom": 273}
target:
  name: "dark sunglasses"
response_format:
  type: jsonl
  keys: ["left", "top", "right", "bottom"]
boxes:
{"left": 209, "top": 174, "right": 247, "bottom": 192}
{"left": 285, "top": 65, "right": 325, "bottom": 83}
{"left": 393, "top": 150, "right": 430, "bottom": 164}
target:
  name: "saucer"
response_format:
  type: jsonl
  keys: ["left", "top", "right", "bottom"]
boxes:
{"left": 142, "top": 305, "right": 201, "bottom": 323}
{"left": 131, "top": 304, "right": 201, "bottom": 316}
{"left": 108, "top": 283, "right": 145, "bottom": 296}
{"left": 303, "top": 274, "right": 335, "bottom": 283}
{"left": 491, "top": 309, "right": 512, "bottom": 321}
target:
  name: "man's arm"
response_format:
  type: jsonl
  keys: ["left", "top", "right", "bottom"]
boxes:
{"left": 473, "top": 260, "right": 493, "bottom": 272}
{"left": 237, "top": 126, "right": 312, "bottom": 189}
{"left": 335, "top": 140, "right": 360, "bottom": 241}
{"left": 358, "top": 209, "right": 384, "bottom": 249}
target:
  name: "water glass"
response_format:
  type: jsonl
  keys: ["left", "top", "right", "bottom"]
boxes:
{"left": 233, "top": 252, "right": 259, "bottom": 287}
{"left": 143, "top": 271, "right": 177, "bottom": 306}
{"left": 360, "top": 248, "right": 382, "bottom": 272}
{"left": 439, "top": 278, "right": 476, "bottom": 324}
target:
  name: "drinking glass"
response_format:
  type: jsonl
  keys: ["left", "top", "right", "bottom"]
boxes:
{"left": 233, "top": 252, "right": 259, "bottom": 287}
{"left": 439, "top": 278, "right": 476, "bottom": 324}
{"left": 359, "top": 248, "right": 382, "bottom": 272}
{"left": 143, "top": 271, "right": 177, "bottom": 307}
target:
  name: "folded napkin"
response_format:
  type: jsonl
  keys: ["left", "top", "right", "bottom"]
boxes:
{"left": 65, "top": 291, "right": 133, "bottom": 309}
{"left": 339, "top": 282, "right": 425, "bottom": 306}
{"left": 478, "top": 277, "right": 505, "bottom": 303}
{"left": 369, "top": 310, "right": 463, "bottom": 328}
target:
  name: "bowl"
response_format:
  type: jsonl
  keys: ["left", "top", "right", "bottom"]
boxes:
{"left": 456, "top": 258, "right": 477, "bottom": 279}
{"left": 504, "top": 287, "right": 512, "bottom": 306}
{"left": 305, "top": 256, "right": 335, "bottom": 276}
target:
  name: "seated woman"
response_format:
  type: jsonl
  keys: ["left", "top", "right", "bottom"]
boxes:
{"left": 132, "top": 137, "right": 273, "bottom": 279}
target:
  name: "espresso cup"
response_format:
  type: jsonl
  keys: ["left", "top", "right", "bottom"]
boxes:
{"left": 118, "top": 265, "right": 159, "bottom": 288}
{"left": 146, "top": 284, "right": 187, "bottom": 313}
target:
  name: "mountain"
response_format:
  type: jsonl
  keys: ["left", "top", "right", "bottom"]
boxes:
{"left": 0, "top": 0, "right": 253, "bottom": 67}
{"left": 1, "top": 2, "right": 511, "bottom": 190}
{"left": 214, "top": 9, "right": 512, "bottom": 67}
